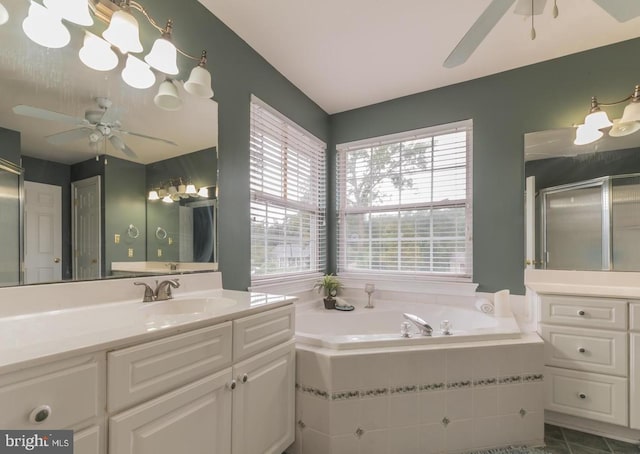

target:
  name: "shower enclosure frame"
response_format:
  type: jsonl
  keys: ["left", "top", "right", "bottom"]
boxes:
{"left": 0, "top": 157, "right": 24, "bottom": 285}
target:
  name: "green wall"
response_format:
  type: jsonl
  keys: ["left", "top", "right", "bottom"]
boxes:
{"left": 329, "top": 38, "right": 640, "bottom": 294}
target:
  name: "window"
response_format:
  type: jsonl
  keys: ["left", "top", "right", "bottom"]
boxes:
{"left": 250, "top": 96, "right": 326, "bottom": 281}
{"left": 336, "top": 120, "right": 473, "bottom": 280}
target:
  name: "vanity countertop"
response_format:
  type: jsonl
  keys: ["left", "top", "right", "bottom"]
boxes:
{"left": 0, "top": 286, "right": 295, "bottom": 374}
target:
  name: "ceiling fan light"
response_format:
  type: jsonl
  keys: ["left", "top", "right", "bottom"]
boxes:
{"left": 103, "top": 9, "right": 142, "bottom": 54}
{"left": 584, "top": 110, "right": 613, "bottom": 130}
{"left": 79, "top": 31, "right": 118, "bottom": 71}
{"left": 0, "top": 2, "right": 9, "bottom": 26}
{"left": 122, "top": 54, "right": 156, "bottom": 89}
{"left": 154, "top": 79, "right": 182, "bottom": 111}
{"left": 184, "top": 65, "right": 213, "bottom": 98}
{"left": 43, "top": 0, "right": 93, "bottom": 26}
{"left": 609, "top": 119, "right": 640, "bottom": 138}
{"left": 185, "top": 184, "right": 197, "bottom": 195}
{"left": 148, "top": 190, "right": 159, "bottom": 201}
{"left": 22, "top": 1, "right": 70, "bottom": 49}
{"left": 620, "top": 101, "right": 640, "bottom": 124}
{"left": 574, "top": 124, "right": 603, "bottom": 146}
{"left": 145, "top": 37, "right": 179, "bottom": 75}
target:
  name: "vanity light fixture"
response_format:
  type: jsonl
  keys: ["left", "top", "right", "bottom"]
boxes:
{"left": 161, "top": 195, "right": 173, "bottom": 203}
{"left": 22, "top": 1, "right": 70, "bottom": 49}
{"left": 148, "top": 178, "right": 210, "bottom": 201}
{"left": 574, "top": 85, "right": 640, "bottom": 145}
{"left": 18, "top": 0, "right": 214, "bottom": 103}
{"left": 148, "top": 190, "right": 160, "bottom": 201}
{"left": 0, "top": 2, "right": 10, "bottom": 25}
{"left": 44, "top": 0, "right": 94, "bottom": 26}
{"left": 197, "top": 187, "right": 208, "bottom": 198}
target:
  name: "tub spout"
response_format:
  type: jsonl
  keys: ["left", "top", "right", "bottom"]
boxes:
{"left": 402, "top": 313, "right": 433, "bottom": 336}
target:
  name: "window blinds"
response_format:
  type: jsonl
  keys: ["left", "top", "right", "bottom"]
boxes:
{"left": 336, "top": 120, "right": 473, "bottom": 279}
{"left": 250, "top": 97, "right": 326, "bottom": 280}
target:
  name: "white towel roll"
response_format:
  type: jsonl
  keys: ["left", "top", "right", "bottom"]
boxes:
{"left": 475, "top": 298, "right": 494, "bottom": 314}
{"left": 493, "top": 289, "right": 512, "bottom": 317}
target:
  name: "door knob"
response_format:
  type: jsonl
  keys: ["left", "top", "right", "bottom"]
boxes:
{"left": 53, "top": 258, "right": 61, "bottom": 263}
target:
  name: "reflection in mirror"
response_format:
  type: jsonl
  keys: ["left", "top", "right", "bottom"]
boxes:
{"left": 525, "top": 128, "right": 640, "bottom": 271}
{"left": 0, "top": 0, "right": 218, "bottom": 287}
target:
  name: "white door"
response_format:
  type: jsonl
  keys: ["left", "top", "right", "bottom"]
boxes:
{"left": 525, "top": 176, "right": 536, "bottom": 269}
{"left": 109, "top": 369, "right": 232, "bottom": 454}
{"left": 24, "top": 181, "right": 62, "bottom": 284}
{"left": 232, "top": 340, "right": 295, "bottom": 454}
{"left": 72, "top": 176, "right": 101, "bottom": 280}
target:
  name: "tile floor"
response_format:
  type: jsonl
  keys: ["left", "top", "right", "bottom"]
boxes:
{"left": 544, "top": 424, "right": 640, "bottom": 454}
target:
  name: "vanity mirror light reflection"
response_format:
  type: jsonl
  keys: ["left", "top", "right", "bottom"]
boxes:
{"left": 525, "top": 127, "right": 640, "bottom": 271}
{"left": 0, "top": 0, "right": 218, "bottom": 287}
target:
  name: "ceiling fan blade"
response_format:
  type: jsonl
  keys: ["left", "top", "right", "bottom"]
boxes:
{"left": 13, "top": 105, "right": 86, "bottom": 125}
{"left": 46, "top": 128, "right": 93, "bottom": 145}
{"left": 109, "top": 135, "right": 138, "bottom": 159}
{"left": 444, "top": 0, "right": 517, "bottom": 68}
{"left": 591, "top": 0, "right": 640, "bottom": 22}
{"left": 119, "top": 130, "right": 178, "bottom": 146}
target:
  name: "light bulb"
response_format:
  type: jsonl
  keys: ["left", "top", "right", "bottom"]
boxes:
{"left": 121, "top": 55, "right": 156, "bottom": 89}
{"left": 0, "top": 2, "right": 9, "bottom": 26}
{"left": 22, "top": 1, "right": 70, "bottom": 49}
{"left": 44, "top": 0, "right": 93, "bottom": 26}
{"left": 148, "top": 190, "right": 159, "bottom": 201}
{"left": 145, "top": 37, "right": 179, "bottom": 75}
{"left": 79, "top": 31, "right": 118, "bottom": 71}
{"left": 102, "top": 9, "right": 142, "bottom": 54}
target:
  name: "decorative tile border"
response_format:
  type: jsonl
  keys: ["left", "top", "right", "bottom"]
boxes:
{"left": 296, "top": 373, "right": 543, "bottom": 401}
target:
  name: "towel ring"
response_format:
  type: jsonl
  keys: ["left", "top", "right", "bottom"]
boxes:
{"left": 127, "top": 224, "right": 140, "bottom": 239}
{"left": 156, "top": 227, "right": 167, "bottom": 240}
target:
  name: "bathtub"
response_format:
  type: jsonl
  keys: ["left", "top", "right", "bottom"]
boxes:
{"left": 295, "top": 299, "right": 521, "bottom": 350}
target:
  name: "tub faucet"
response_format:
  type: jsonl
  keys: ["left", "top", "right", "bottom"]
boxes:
{"left": 402, "top": 313, "right": 433, "bottom": 336}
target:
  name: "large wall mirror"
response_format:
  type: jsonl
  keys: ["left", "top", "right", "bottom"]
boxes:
{"left": 525, "top": 128, "right": 640, "bottom": 271}
{"left": 0, "top": 0, "right": 218, "bottom": 287}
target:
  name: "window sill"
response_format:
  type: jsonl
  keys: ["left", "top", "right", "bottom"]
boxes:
{"left": 337, "top": 272, "right": 478, "bottom": 296}
{"left": 249, "top": 273, "right": 323, "bottom": 295}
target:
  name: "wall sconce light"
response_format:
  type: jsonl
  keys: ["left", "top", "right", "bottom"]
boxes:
{"left": 148, "top": 178, "right": 210, "bottom": 201}
{"left": 574, "top": 85, "right": 640, "bottom": 145}
{"left": 18, "top": 0, "right": 214, "bottom": 103}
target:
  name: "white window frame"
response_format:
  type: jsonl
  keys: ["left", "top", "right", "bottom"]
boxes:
{"left": 249, "top": 95, "right": 326, "bottom": 287}
{"left": 336, "top": 119, "right": 473, "bottom": 284}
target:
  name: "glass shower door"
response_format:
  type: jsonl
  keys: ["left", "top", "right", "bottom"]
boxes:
{"left": 0, "top": 160, "right": 22, "bottom": 286}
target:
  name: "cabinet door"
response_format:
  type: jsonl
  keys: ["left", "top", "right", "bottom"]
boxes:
{"left": 109, "top": 368, "right": 232, "bottom": 454}
{"left": 232, "top": 340, "right": 295, "bottom": 454}
{"left": 631, "top": 334, "right": 640, "bottom": 430}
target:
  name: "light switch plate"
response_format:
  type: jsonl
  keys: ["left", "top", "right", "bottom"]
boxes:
{"left": 114, "top": 234, "right": 120, "bottom": 244}
{"left": 128, "top": 248, "right": 133, "bottom": 257}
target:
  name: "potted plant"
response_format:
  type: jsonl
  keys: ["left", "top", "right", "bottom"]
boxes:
{"left": 314, "top": 274, "right": 342, "bottom": 309}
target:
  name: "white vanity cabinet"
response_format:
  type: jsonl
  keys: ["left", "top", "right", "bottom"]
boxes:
{"left": 630, "top": 303, "right": 640, "bottom": 430}
{"left": 539, "top": 294, "right": 632, "bottom": 427}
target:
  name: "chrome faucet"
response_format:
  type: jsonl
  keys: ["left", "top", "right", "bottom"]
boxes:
{"left": 134, "top": 279, "right": 180, "bottom": 302}
{"left": 402, "top": 313, "right": 433, "bottom": 336}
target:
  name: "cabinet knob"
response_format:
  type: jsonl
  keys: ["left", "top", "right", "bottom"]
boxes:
{"left": 578, "top": 392, "right": 587, "bottom": 399}
{"left": 241, "top": 373, "right": 248, "bottom": 383}
{"left": 577, "top": 310, "right": 586, "bottom": 316}
{"left": 578, "top": 347, "right": 586, "bottom": 353}
{"left": 228, "top": 380, "right": 237, "bottom": 390}
{"left": 29, "top": 405, "right": 52, "bottom": 424}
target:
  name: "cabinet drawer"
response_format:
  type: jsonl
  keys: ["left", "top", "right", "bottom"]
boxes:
{"left": 540, "top": 295, "right": 627, "bottom": 330}
{"left": 541, "top": 325, "right": 627, "bottom": 376}
{"left": 544, "top": 366, "right": 627, "bottom": 426}
{"left": 108, "top": 322, "right": 232, "bottom": 412}
{"left": 74, "top": 425, "right": 103, "bottom": 454}
{"left": 631, "top": 304, "right": 640, "bottom": 332}
{"left": 0, "top": 354, "right": 103, "bottom": 430}
{"left": 233, "top": 305, "right": 294, "bottom": 361}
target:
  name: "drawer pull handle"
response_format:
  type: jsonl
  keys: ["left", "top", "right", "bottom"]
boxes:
{"left": 29, "top": 405, "right": 51, "bottom": 424}
{"left": 228, "top": 380, "right": 237, "bottom": 390}
{"left": 241, "top": 373, "right": 248, "bottom": 384}
{"left": 578, "top": 347, "right": 586, "bottom": 353}
{"left": 578, "top": 392, "right": 587, "bottom": 399}
{"left": 577, "top": 310, "right": 586, "bottom": 316}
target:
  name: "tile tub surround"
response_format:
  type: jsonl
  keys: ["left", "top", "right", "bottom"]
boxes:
{"left": 288, "top": 333, "right": 544, "bottom": 454}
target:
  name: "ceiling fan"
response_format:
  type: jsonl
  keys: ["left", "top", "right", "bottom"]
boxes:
{"left": 444, "top": 0, "right": 640, "bottom": 68}
{"left": 12, "top": 97, "right": 177, "bottom": 160}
